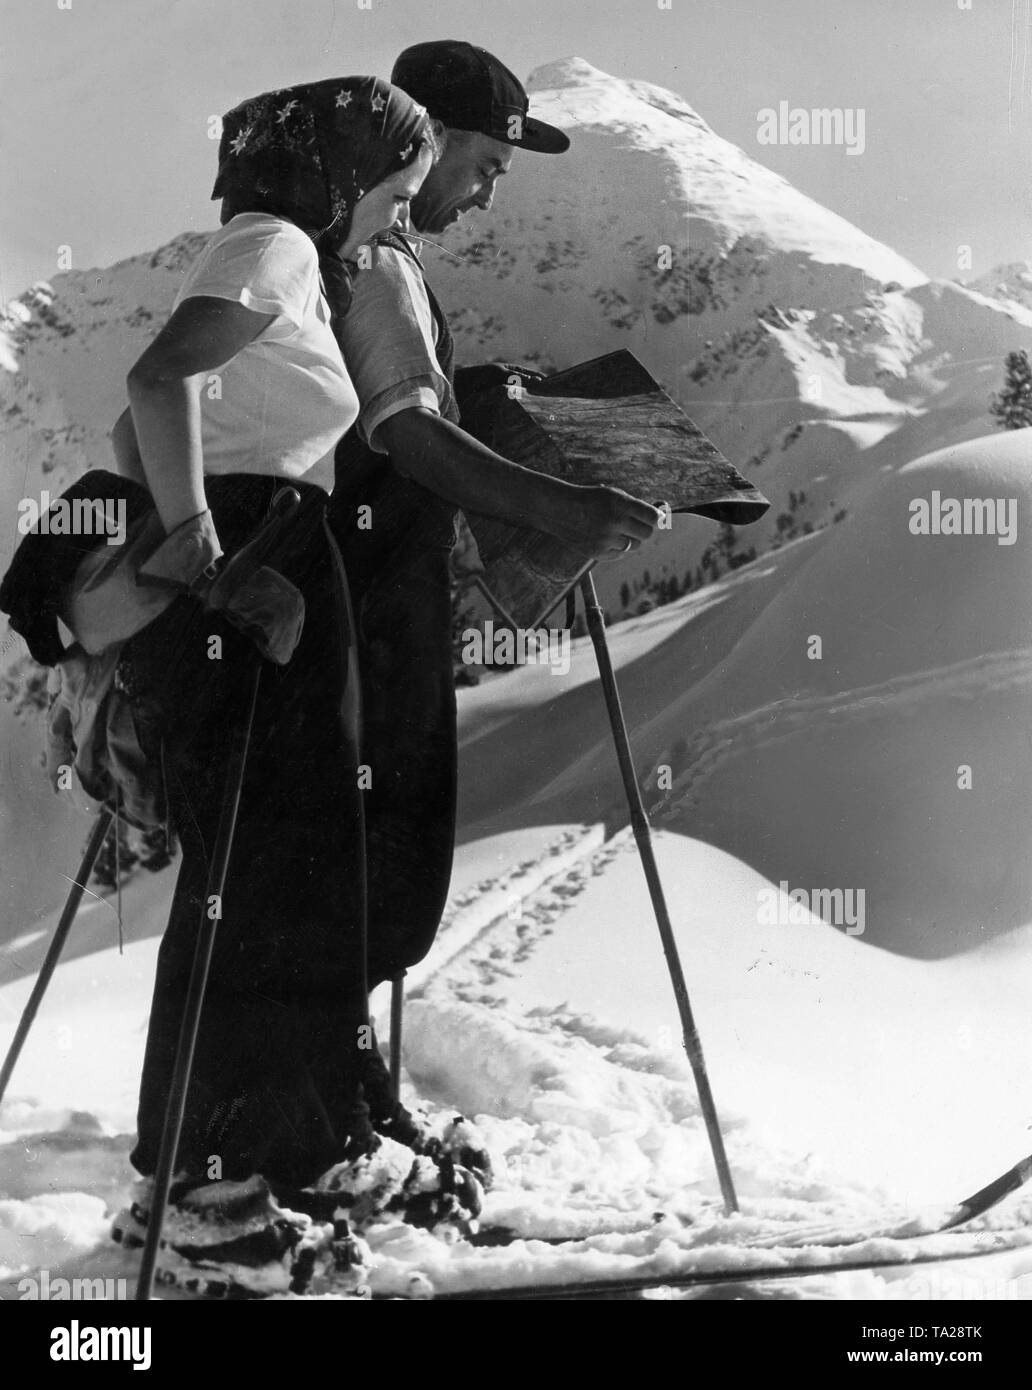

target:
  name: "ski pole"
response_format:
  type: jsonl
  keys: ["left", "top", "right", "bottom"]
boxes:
{"left": 135, "top": 654, "right": 262, "bottom": 1301}
{"left": 0, "top": 807, "right": 114, "bottom": 1108}
{"left": 579, "top": 570, "right": 738, "bottom": 1215}
{"left": 946, "top": 1150, "right": 1032, "bottom": 1229}
{"left": 389, "top": 973, "right": 405, "bottom": 1100}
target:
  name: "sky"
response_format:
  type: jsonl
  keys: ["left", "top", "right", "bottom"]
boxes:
{"left": 2, "top": 0, "right": 1032, "bottom": 300}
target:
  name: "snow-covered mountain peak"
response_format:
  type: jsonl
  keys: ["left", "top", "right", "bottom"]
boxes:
{"left": 526, "top": 55, "right": 716, "bottom": 141}
{"left": 512, "top": 59, "right": 924, "bottom": 299}
{"left": 525, "top": 56, "right": 606, "bottom": 89}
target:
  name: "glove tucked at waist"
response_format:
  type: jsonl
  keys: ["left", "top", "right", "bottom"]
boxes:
{"left": 201, "top": 494, "right": 305, "bottom": 665}
{"left": 208, "top": 565, "right": 304, "bottom": 666}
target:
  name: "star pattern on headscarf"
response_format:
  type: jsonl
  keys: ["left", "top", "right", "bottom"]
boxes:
{"left": 335, "top": 89, "right": 353, "bottom": 109}
{"left": 229, "top": 128, "right": 252, "bottom": 156}
{"left": 370, "top": 93, "right": 386, "bottom": 113}
{"left": 276, "top": 99, "right": 299, "bottom": 124}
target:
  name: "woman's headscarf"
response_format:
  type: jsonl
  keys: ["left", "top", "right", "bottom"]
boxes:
{"left": 211, "top": 76, "right": 431, "bottom": 329}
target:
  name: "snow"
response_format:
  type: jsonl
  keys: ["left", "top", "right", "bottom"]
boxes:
{"left": 2, "top": 56, "right": 1031, "bottom": 1301}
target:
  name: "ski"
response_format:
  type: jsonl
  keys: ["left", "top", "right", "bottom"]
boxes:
{"left": 127, "top": 1219, "right": 1032, "bottom": 1301}
{"left": 746, "top": 1148, "right": 1032, "bottom": 1251}
{"left": 119, "top": 1148, "right": 1032, "bottom": 1300}
{"left": 414, "top": 1229, "right": 1032, "bottom": 1301}
{"left": 474, "top": 1147, "right": 1032, "bottom": 1251}
{"left": 469, "top": 1209, "right": 680, "bottom": 1247}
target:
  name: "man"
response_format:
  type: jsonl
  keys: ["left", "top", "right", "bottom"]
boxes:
{"left": 330, "top": 41, "right": 662, "bottom": 1145}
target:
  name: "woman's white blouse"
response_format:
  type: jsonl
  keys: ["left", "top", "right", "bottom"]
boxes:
{"left": 173, "top": 212, "right": 358, "bottom": 494}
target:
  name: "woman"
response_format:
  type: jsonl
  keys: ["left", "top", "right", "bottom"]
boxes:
{"left": 110, "top": 77, "right": 470, "bottom": 1293}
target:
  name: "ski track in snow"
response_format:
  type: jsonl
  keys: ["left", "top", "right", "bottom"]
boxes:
{"left": 647, "top": 646, "right": 1032, "bottom": 818}
{"left": 410, "top": 825, "right": 606, "bottom": 991}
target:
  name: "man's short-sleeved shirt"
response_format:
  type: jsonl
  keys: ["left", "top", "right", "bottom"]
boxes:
{"left": 337, "top": 238, "right": 458, "bottom": 453}
{"left": 174, "top": 212, "right": 359, "bottom": 493}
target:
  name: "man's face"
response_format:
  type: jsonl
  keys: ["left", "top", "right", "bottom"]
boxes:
{"left": 410, "top": 126, "right": 514, "bottom": 235}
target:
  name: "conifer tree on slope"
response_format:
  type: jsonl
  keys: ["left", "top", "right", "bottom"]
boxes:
{"left": 990, "top": 348, "right": 1032, "bottom": 430}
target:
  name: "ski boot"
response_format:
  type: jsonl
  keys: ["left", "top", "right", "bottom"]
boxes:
{"left": 111, "top": 1172, "right": 342, "bottom": 1299}
{"left": 295, "top": 1132, "right": 484, "bottom": 1240}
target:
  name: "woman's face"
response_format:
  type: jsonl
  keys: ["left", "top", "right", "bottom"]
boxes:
{"left": 339, "top": 143, "right": 433, "bottom": 259}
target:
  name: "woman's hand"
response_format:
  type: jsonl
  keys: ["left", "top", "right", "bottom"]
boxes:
{"left": 136, "top": 509, "right": 223, "bottom": 592}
